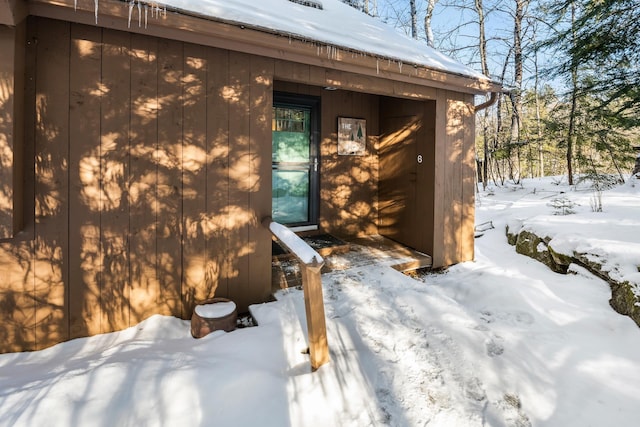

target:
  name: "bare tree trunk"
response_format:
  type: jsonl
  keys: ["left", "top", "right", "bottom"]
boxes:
{"left": 494, "top": 47, "right": 512, "bottom": 186}
{"left": 533, "top": 34, "right": 544, "bottom": 177}
{"left": 481, "top": 111, "right": 490, "bottom": 190}
{"left": 494, "top": 93, "right": 506, "bottom": 185}
{"left": 527, "top": 132, "right": 534, "bottom": 178}
{"left": 410, "top": 0, "right": 418, "bottom": 39}
{"left": 473, "top": 0, "right": 490, "bottom": 189}
{"left": 475, "top": 0, "right": 489, "bottom": 77}
{"left": 425, "top": 0, "right": 437, "bottom": 47}
{"left": 509, "top": 0, "right": 527, "bottom": 183}
{"left": 364, "top": 0, "right": 378, "bottom": 16}
{"left": 567, "top": 111, "right": 577, "bottom": 185}
{"left": 510, "top": 1, "right": 523, "bottom": 145}
{"left": 567, "top": 1, "right": 578, "bottom": 185}
{"left": 602, "top": 135, "right": 626, "bottom": 183}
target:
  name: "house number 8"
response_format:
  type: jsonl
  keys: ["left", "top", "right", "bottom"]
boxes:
{"left": 417, "top": 154, "right": 423, "bottom": 164}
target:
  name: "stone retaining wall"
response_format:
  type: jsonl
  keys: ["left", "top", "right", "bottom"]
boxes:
{"left": 506, "top": 225, "right": 640, "bottom": 328}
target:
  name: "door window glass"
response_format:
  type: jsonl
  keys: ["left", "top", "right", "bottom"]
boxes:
{"left": 272, "top": 106, "right": 311, "bottom": 225}
{"left": 272, "top": 107, "right": 310, "bottom": 163}
{"left": 272, "top": 170, "right": 309, "bottom": 224}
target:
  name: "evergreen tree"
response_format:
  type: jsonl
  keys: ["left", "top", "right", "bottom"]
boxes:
{"left": 543, "top": 0, "right": 640, "bottom": 122}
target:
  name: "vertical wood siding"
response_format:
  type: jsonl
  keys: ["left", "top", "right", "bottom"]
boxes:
{"left": 432, "top": 90, "right": 476, "bottom": 267}
{"left": 181, "top": 42, "right": 206, "bottom": 317}
{"left": 100, "top": 27, "right": 132, "bottom": 332}
{"left": 321, "top": 89, "right": 380, "bottom": 237}
{"left": 0, "top": 22, "right": 32, "bottom": 352}
{"left": 1, "top": 17, "right": 478, "bottom": 353}
{"left": 33, "top": 18, "right": 70, "bottom": 348}
{"left": 0, "top": 23, "right": 26, "bottom": 239}
{"left": 460, "top": 93, "right": 477, "bottom": 263}
{"left": 0, "top": 18, "right": 273, "bottom": 352}
{"left": 0, "top": 27, "right": 13, "bottom": 236}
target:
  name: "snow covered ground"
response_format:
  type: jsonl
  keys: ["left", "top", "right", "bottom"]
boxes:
{"left": 1, "top": 176, "right": 639, "bottom": 427}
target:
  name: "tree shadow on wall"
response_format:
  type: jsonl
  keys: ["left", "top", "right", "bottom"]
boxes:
{"left": 0, "top": 21, "right": 270, "bottom": 352}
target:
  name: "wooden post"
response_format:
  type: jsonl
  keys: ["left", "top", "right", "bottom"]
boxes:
{"left": 300, "top": 258, "right": 330, "bottom": 370}
{"left": 263, "top": 217, "right": 329, "bottom": 370}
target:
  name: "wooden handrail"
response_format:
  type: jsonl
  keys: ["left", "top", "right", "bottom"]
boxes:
{"left": 263, "top": 216, "right": 329, "bottom": 371}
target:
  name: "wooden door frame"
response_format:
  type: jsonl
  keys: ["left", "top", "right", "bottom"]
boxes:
{"left": 272, "top": 91, "right": 321, "bottom": 230}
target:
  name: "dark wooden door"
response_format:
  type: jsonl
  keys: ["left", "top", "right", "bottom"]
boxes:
{"left": 379, "top": 114, "right": 420, "bottom": 249}
{"left": 378, "top": 97, "right": 435, "bottom": 255}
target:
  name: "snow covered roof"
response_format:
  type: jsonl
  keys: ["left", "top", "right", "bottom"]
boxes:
{"left": 159, "top": 0, "right": 488, "bottom": 81}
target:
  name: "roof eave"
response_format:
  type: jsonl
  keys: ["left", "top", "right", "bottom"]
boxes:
{"left": 28, "top": 0, "right": 502, "bottom": 94}
{"left": 158, "top": 2, "right": 501, "bottom": 93}
{"left": 1, "top": 0, "right": 29, "bottom": 26}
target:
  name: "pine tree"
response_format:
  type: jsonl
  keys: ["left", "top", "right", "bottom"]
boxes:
{"left": 543, "top": 0, "right": 640, "bottom": 122}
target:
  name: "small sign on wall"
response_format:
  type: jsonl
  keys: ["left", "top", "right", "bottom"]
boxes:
{"left": 338, "top": 117, "right": 366, "bottom": 155}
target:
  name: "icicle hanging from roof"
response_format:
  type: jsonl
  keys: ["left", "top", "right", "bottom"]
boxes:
{"left": 72, "top": 0, "right": 163, "bottom": 28}
{"left": 128, "top": 0, "right": 134, "bottom": 28}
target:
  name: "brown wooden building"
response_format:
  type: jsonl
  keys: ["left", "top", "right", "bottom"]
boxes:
{"left": 0, "top": 0, "right": 501, "bottom": 352}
